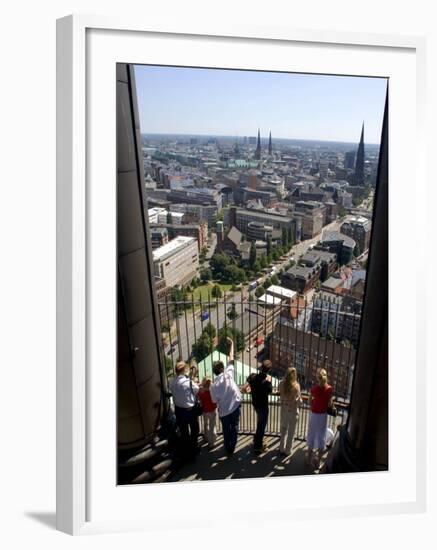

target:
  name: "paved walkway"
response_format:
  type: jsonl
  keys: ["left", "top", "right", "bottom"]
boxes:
{"left": 168, "top": 434, "right": 330, "bottom": 482}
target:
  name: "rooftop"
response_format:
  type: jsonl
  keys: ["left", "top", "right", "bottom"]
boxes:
{"left": 152, "top": 236, "right": 197, "bottom": 262}
{"left": 322, "top": 277, "right": 344, "bottom": 290}
{"left": 266, "top": 285, "right": 296, "bottom": 300}
{"left": 321, "top": 231, "right": 356, "bottom": 249}
{"left": 257, "top": 294, "right": 282, "bottom": 306}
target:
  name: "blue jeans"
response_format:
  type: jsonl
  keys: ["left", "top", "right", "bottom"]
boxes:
{"left": 254, "top": 406, "right": 269, "bottom": 450}
{"left": 220, "top": 406, "right": 240, "bottom": 454}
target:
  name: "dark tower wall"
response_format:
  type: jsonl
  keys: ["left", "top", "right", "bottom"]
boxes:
{"left": 117, "top": 64, "right": 166, "bottom": 449}
{"left": 325, "top": 93, "right": 388, "bottom": 473}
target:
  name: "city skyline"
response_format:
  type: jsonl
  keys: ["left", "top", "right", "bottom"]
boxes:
{"left": 134, "top": 65, "right": 387, "bottom": 144}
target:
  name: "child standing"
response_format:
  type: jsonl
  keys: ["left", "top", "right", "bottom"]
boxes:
{"left": 198, "top": 377, "right": 217, "bottom": 449}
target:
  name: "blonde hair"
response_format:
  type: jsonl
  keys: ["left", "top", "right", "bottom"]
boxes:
{"left": 282, "top": 367, "right": 298, "bottom": 396}
{"left": 175, "top": 361, "right": 188, "bottom": 375}
{"left": 317, "top": 368, "right": 328, "bottom": 388}
{"left": 201, "top": 376, "right": 212, "bottom": 389}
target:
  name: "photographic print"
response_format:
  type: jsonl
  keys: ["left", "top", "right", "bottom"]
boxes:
{"left": 117, "top": 63, "right": 388, "bottom": 485}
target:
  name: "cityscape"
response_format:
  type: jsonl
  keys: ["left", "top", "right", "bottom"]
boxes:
{"left": 144, "top": 124, "right": 378, "bottom": 397}
{"left": 116, "top": 64, "right": 388, "bottom": 483}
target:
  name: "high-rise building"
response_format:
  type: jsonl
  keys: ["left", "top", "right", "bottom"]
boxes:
{"left": 355, "top": 123, "right": 365, "bottom": 186}
{"left": 254, "top": 128, "right": 261, "bottom": 160}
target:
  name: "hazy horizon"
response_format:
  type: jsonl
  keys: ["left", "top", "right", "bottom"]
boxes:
{"left": 140, "top": 131, "right": 381, "bottom": 148}
{"left": 135, "top": 65, "right": 387, "bottom": 144}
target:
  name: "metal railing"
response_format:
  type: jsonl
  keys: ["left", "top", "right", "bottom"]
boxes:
{"left": 158, "top": 292, "right": 357, "bottom": 439}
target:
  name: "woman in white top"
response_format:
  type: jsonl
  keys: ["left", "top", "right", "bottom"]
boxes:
{"left": 278, "top": 367, "right": 302, "bottom": 456}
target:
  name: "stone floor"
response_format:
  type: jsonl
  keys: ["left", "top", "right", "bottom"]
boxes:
{"left": 168, "top": 434, "right": 330, "bottom": 482}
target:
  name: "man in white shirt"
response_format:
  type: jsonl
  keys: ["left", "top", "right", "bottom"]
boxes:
{"left": 169, "top": 361, "right": 200, "bottom": 458}
{"left": 210, "top": 338, "right": 241, "bottom": 455}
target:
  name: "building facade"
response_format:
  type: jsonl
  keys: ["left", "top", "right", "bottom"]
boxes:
{"left": 269, "top": 323, "right": 355, "bottom": 399}
{"left": 152, "top": 236, "right": 199, "bottom": 288}
{"left": 294, "top": 200, "right": 325, "bottom": 239}
{"left": 310, "top": 293, "right": 362, "bottom": 348}
{"left": 340, "top": 216, "right": 372, "bottom": 254}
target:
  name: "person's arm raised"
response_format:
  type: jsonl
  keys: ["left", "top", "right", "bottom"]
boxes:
{"left": 226, "top": 336, "right": 235, "bottom": 363}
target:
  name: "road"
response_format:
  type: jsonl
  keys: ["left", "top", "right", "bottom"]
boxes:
{"left": 162, "top": 218, "right": 342, "bottom": 368}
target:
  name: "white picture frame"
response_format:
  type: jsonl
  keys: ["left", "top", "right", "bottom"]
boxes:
{"left": 56, "top": 14, "right": 427, "bottom": 535}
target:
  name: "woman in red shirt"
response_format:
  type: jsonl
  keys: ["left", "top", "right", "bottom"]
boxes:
{"left": 305, "top": 368, "right": 333, "bottom": 469}
{"left": 198, "top": 377, "right": 218, "bottom": 449}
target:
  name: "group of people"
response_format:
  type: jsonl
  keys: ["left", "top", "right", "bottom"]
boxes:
{"left": 169, "top": 337, "right": 334, "bottom": 469}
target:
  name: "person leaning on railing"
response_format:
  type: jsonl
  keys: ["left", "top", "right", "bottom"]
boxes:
{"left": 242, "top": 360, "right": 273, "bottom": 454}
{"left": 210, "top": 337, "right": 242, "bottom": 456}
{"left": 305, "top": 368, "right": 333, "bottom": 469}
{"left": 169, "top": 361, "right": 200, "bottom": 459}
{"left": 277, "top": 367, "right": 302, "bottom": 456}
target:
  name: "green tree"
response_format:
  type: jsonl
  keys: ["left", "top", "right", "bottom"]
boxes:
{"left": 227, "top": 303, "right": 238, "bottom": 321}
{"left": 217, "top": 326, "right": 244, "bottom": 354}
{"left": 270, "top": 274, "right": 279, "bottom": 286}
{"left": 170, "top": 286, "right": 189, "bottom": 313}
{"left": 282, "top": 227, "right": 288, "bottom": 247}
{"left": 248, "top": 292, "right": 255, "bottom": 302}
{"left": 259, "top": 255, "right": 267, "bottom": 269}
{"left": 192, "top": 333, "right": 213, "bottom": 362}
{"left": 166, "top": 210, "right": 172, "bottom": 224}
{"left": 255, "top": 286, "right": 265, "bottom": 298}
{"left": 249, "top": 241, "right": 257, "bottom": 270}
{"left": 211, "top": 284, "right": 222, "bottom": 298}
{"left": 222, "top": 264, "right": 245, "bottom": 284}
{"left": 252, "top": 259, "right": 261, "bottom": 275}
{"left": 203, "top": 322, "right": 216, "bottom": 339}
{"left": 210, "top": 253, "right": 231, "bottom": 279}
{"left": 200, "top": 267, "right": 212, "bottom": 282}
{"left": 288, "top": 226, "right": 294, "bottom": 247}
{"left": 263, "top": 277, "right": 272, "bottom": 289}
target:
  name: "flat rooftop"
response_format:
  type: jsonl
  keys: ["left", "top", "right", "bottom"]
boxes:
{"left": 266, "top": 285, "right": 297, "bottom": 300}
{"left": 152, "top": 236, "right": 197, "bottom": 262}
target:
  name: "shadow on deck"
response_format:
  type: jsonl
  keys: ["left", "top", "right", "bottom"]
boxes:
{"left": 169, "top": 434, "right": 330, "bottom": 482}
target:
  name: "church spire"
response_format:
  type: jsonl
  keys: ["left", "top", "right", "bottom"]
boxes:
{"left": 255, "top": 128, "right": 261, "bottom": 160}
{"left": 355, "top": 122, "right": 365, "bottom": 186}
{"left": 268, "top": 131, "right": 272, "bottom": 155}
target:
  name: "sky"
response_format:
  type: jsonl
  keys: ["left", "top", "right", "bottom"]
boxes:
{"left": 134, "top": 65, "right": 387, "bottom": 144}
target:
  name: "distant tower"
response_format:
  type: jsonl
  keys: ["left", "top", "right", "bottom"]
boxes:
{"left": 268, "top": 131, "right": 272, "bottom": 155}
{"left": 355, "top": 122, "right": 365, "bottom": 186}
{"left": 234, "top": 137, "right": 240, "bottom": 157}
{"left": 255, "top": 128, "right": 261, "bottom": 160}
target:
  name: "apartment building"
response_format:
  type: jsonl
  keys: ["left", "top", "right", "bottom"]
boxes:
{"left": 269, "top": 324, "right": 355, "bottom": 399}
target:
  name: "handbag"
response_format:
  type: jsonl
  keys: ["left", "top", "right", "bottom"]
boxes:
{"left": 190, "top": 378, "right": 203, "bottom": 417}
